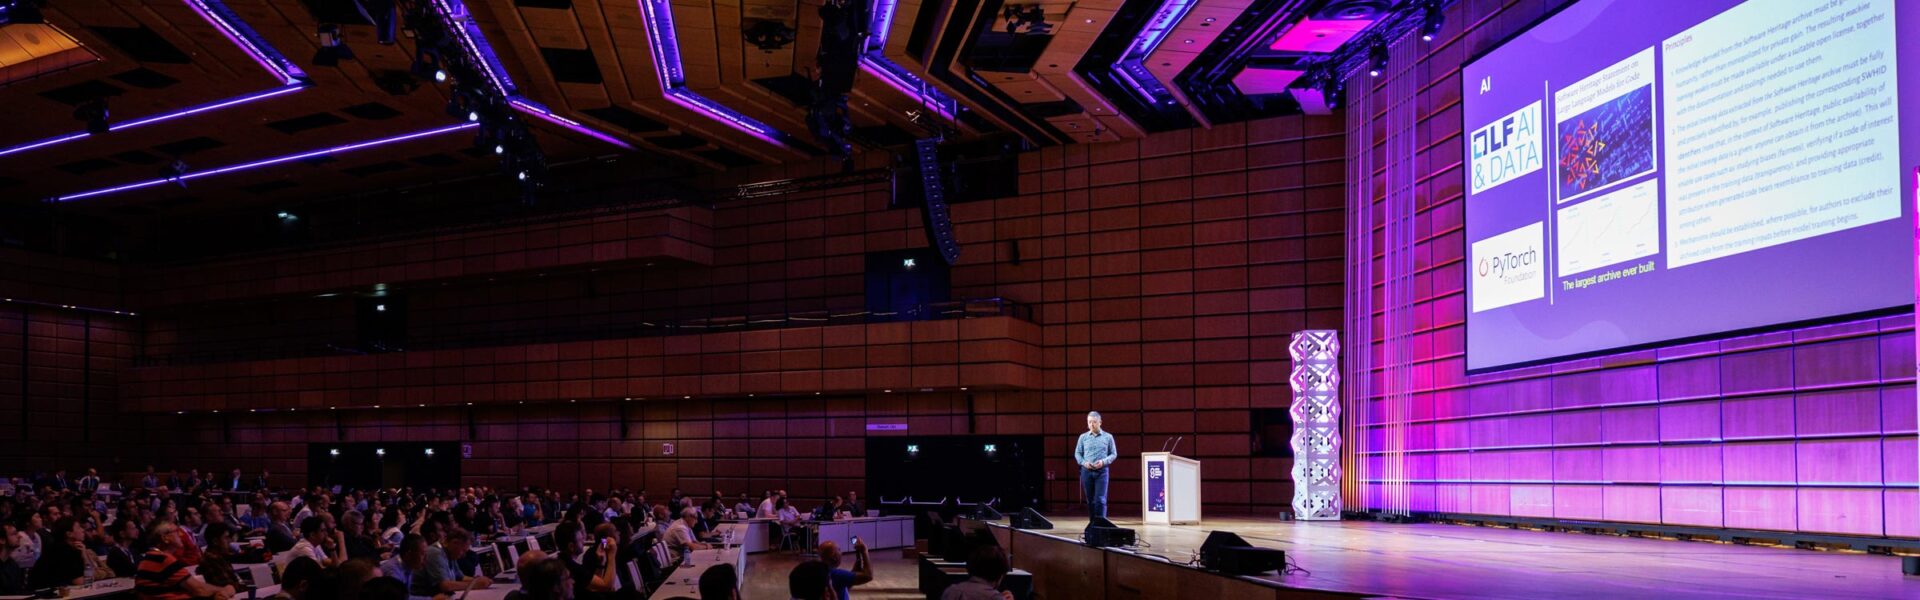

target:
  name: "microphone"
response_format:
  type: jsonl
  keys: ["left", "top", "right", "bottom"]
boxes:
{"left": 1168, "top": 436, "right": 1184, "bottom": 455}
{"left": 1159, "top": 437, "right": 1173, "bottom": 452}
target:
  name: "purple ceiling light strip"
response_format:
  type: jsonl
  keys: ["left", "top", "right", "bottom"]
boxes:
{"left": 859, "top": 0, "right": 957, "bottom": 120}
{"left": 427, "top": 0, "right": 630, "bottom": 149}
{"left": 184, "top": 0, "right": 307, "bottom": 84}
{"left": 0, "top": 0, "right": 309, "bottom": 159}
{"left": 636, "top": 0, "right": 805, "bottom": 149}
{"left": 52, "top": 123, "right": 478, "bottom": 202}
{"left": 1112, "top": 0, "right": 1200, "bottom": 105}
{"left": 508, "top": 98, "right": 635, "bottom": 150}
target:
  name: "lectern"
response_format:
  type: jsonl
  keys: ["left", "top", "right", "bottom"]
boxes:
{"left": 1141, "top": 452, "right": 1201, "bottom": 525}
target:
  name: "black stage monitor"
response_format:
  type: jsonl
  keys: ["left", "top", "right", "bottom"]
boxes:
{"left": 1199, "top": 530, "right": 1286, "bottom": 575}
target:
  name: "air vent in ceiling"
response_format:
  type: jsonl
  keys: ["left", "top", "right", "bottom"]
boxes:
{"left": 266, "top": 112, "right": 349, "bottom": 134}
{"left": 152, "top": 136, "right": 224, "bottom": 156}
{"left": 88, "top": 26, "right": 191, "bottom": 64}
{"left": 110, "top": 67, "right": 179, "bottom": 89}
{"left": 540, "top": 47, "right": 603, "bottom": 84}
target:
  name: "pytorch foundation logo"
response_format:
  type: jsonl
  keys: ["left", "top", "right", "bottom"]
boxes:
{"left": 1471, "top": 222, "right": 1545, "bottom": 313}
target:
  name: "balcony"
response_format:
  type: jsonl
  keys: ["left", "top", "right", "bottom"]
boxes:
{"left": 122, "top": 298, "right": 1041, "bottom": 413}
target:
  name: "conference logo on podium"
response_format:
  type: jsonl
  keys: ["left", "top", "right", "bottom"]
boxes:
{"left": 1469, "top": 100, "right": 1544, "bottom": 194}
{"left": 1471, "top": 222, "right": 1545, "bottom": 312}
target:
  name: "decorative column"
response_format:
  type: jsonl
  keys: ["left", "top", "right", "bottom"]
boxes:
{"left": 1289, "top": 330, "right": 1342, "bottom": 520}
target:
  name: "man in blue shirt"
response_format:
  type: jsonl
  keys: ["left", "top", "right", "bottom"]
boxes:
{"left": 1075, "top": 411, "right": 1118, "bottom": 519}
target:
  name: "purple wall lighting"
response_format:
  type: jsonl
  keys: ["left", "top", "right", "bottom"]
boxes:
{"left": 635, "top": 0, "right": 807, "bottom": 150}
{"left": 0, "top": 0, "right": 309, "bottom": 159}
{"left": 860, "top": 0, "right": 959, "bottom": 120}
{"left": 51, "top": 123, "right": 478, "bottom": 202}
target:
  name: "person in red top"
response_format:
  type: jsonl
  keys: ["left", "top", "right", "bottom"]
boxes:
{"left": 136, "top": 520, "right": 232, "bottom": 600}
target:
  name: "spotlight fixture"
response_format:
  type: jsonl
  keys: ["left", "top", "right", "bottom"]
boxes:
{"left": 1420, "top": 2, "right": 1445, "bottom": 42}
{"left": 329, "top": 448, "right": 340, "bottom": 456}
{"left": 516, "top": 170, "right": 528, "bottom": 181}
{"left": 1, "top": 0, "right": 45, "bottom": 25}
{"left": 314, "top": 24, "right": 353, "bottom": 66}
{"left": 494, "top": 144, "right": 505, "bottom": 155}
{"left": 374, "top": 303, "right": 387, "bottom": 312}
{"left": 424, "top": 448, "right": 435, "bottom": 456}
{"left": 375, "top": 448, "right": 386, "bottom": 456}
{"left": 902, "top": 258, "right": 916, "bottom": 269}
{"left": 277, "top": 211, "right": 297, "bottom": 220}
{"left": 468, "top": 111, "right": 480, "bottom": 122}
{"left": 1367, "top": 40, "right": 1389, "bottom": 77}
{"left": 74, "top": 99, "right": 110, "bottom": 135}
{"left": 433, "top": 69, "right": 448, "bottom": 82}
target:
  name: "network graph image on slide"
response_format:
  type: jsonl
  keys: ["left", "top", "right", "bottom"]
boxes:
{"left": 1556, "top": 178, "right": 1660, "bottom": 278}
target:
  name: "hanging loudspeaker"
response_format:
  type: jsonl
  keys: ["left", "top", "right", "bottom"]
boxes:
{"left": 915, "top": 138, "right": 961, "bottom": 265}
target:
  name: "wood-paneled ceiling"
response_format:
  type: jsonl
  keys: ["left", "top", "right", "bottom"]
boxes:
{"left": 0, "top": 0, "right": 1389, "bottom": 217}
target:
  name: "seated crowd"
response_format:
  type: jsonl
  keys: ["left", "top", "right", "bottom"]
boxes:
{"left": 0, "top": 466, "right": 880, "bottom": 599}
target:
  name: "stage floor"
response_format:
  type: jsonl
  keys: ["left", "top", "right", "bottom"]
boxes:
{"left": 1029, "top": 517, "right": 1919, "bottom": 599}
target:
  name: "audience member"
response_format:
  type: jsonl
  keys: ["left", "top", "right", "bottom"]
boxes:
{"left": 137, "top": 520, "right": 234, "bottom": 600}
{"left": 663, "top": 507, "right": 711, "bottom": 564}
{"left": 415, "top": 527, "right": 489, "bottom": 595}
{"left": 698, "top": 562, "right": 741, "bottom": 600}
{"left": 270, "top": 557, "right": 322, "bottom": 600}
{"left": 818, "top": 539, "right": 873, "bottom": 600}
{"left": 788, "top": 559, "right": 834, "bottom": 600}
{"left": 941, "top": 545, "right": 1013, "bottom": 600}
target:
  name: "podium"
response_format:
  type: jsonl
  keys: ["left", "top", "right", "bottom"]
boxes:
{"left": 1141, "top": 452, "right": 1201, "bottom": 525}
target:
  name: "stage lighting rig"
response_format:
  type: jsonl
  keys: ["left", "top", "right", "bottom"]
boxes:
{"left": 395, "top": 0, "right": 547, "bottom": 194}
{"left": 74, "top": 99, "right": 110, "bottom": 135}
{"left": 1366, "top": 39, "right": 1389, "bottom": 77}
{"left": 807, "top": 0, "right": 867, "bottom": 164}
{"left": 1002, "top": 4, "right": 1052, "bottom": 35}
{"left": 1419, "top": 2, "right": 1445, "bottom": 42}
{"left": 314, "top": 24, "right": 354, "bottom": 66}
{"left": 0, "top": 0, "right": 45, "bottom": 25}
{"left": 745, "top": 19, "right": 796, "bottom": 51}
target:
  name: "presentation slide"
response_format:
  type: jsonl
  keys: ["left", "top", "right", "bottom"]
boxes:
{"left": 1463, "top": 0, "right": 1918, "bottom": 372}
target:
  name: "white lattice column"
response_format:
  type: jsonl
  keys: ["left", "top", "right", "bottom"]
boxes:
{"left": 1289, "top": 330, "right": 1342, "bottom": 520}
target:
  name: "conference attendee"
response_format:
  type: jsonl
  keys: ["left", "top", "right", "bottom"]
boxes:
{"left": 378, "top": 534, "right": 427, "bottom": 593}
{"left": 506, "top": 558, "right": 572, "bottom": 600}
{"left": 266, "top": 557, "right": 320, "bottom": 600}
{"left": 358, "top": 576, "right": 410, "bottom": 600}
{"left": 758, "top": 491, "right": 778, "bottom": 519}
{"left": 47, "top": 470, "right": 70, "bottom": 493}
{"left": 224, "top": 470, "right": 245, "bottom": 493}
{"left": 846, "top": 491, "right": 863, "bottom": 516}
{"left": 340, "top": 510, "right": 382, "bottom": 561}
{"left": 29, "top": 518, "right": 86, "bottom": 589}
{"left": 662, "top": 508, "right": 710, "bottom": 564}
{"left": 104, "top": 518, "right": 142, "bottom": 577}
{"left": 817, "top": 539, "right": 872, "bottom": 600}
{"left": 1075, "top": 410, "right": 1118, "bottom": 519}
{"left": 788, "top": 560, "right": 834, "bottom": 600}
{"left": 698, "top": 562, "right": 741, "bottom": 600}
{"left": 140, "top": 467, "right": 160, "bottom": 491}
{"left": 264, "top": 502, "right": 297, "bottom": 552}
{"left": 77, "top": 469, "right": 101, "bottom": 495}
{"left": 415, "top": 527, "right": 490, "bottom": 596}
{"left": 136, "top": 520, "right": 235, "bottom": 600}
{"left": 553, "top": 522, "right": 615, "bottom": 599}
{"left": 251, "top": 471, "right": 270, "bottom": 492}
{"left": 286, "top": 516, "right": 343, "bottom": 568}
{"left": 774, "top": 497, "right": 801, "bottom": 526}
{"left": 940, "top": 546, "right": 1014, "bottom": 600}
{"left": 0, "top": 523, "right": 23, "bottom": 595}
{"left": 733, "top": 494, "right": 755, "bottom": 519}
{"left": 9, "top": 513, "right": 41, "bottom": 570}
{"left": 327, "top": 557, "right": 383, "bottom": 599}
{"left": 239, "top": 500, "right": 270, "bottom": 535}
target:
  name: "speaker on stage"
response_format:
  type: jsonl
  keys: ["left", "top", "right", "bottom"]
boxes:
{"left": 1199, "top": 531, "right": 1286, "bottom": 575}
{"left": 1010, "top": 507, "right": 1052, "bottom": 530}
{"left": 1083, "top": 516, "right": 1135, "bottom": 548}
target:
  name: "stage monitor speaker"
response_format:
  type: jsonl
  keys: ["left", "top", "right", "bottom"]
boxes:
{"left": 1010, "top": 507, "right": 1052, "bottom": 530}
{"left": 970, "top": 504, "right": 1004, "bottom": 521}
{"left": 1083, "top": 516, "right": 1135, "bottom": 548}
{"left": 1199, "top": 531, "right": 1286, "bottom": 575}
